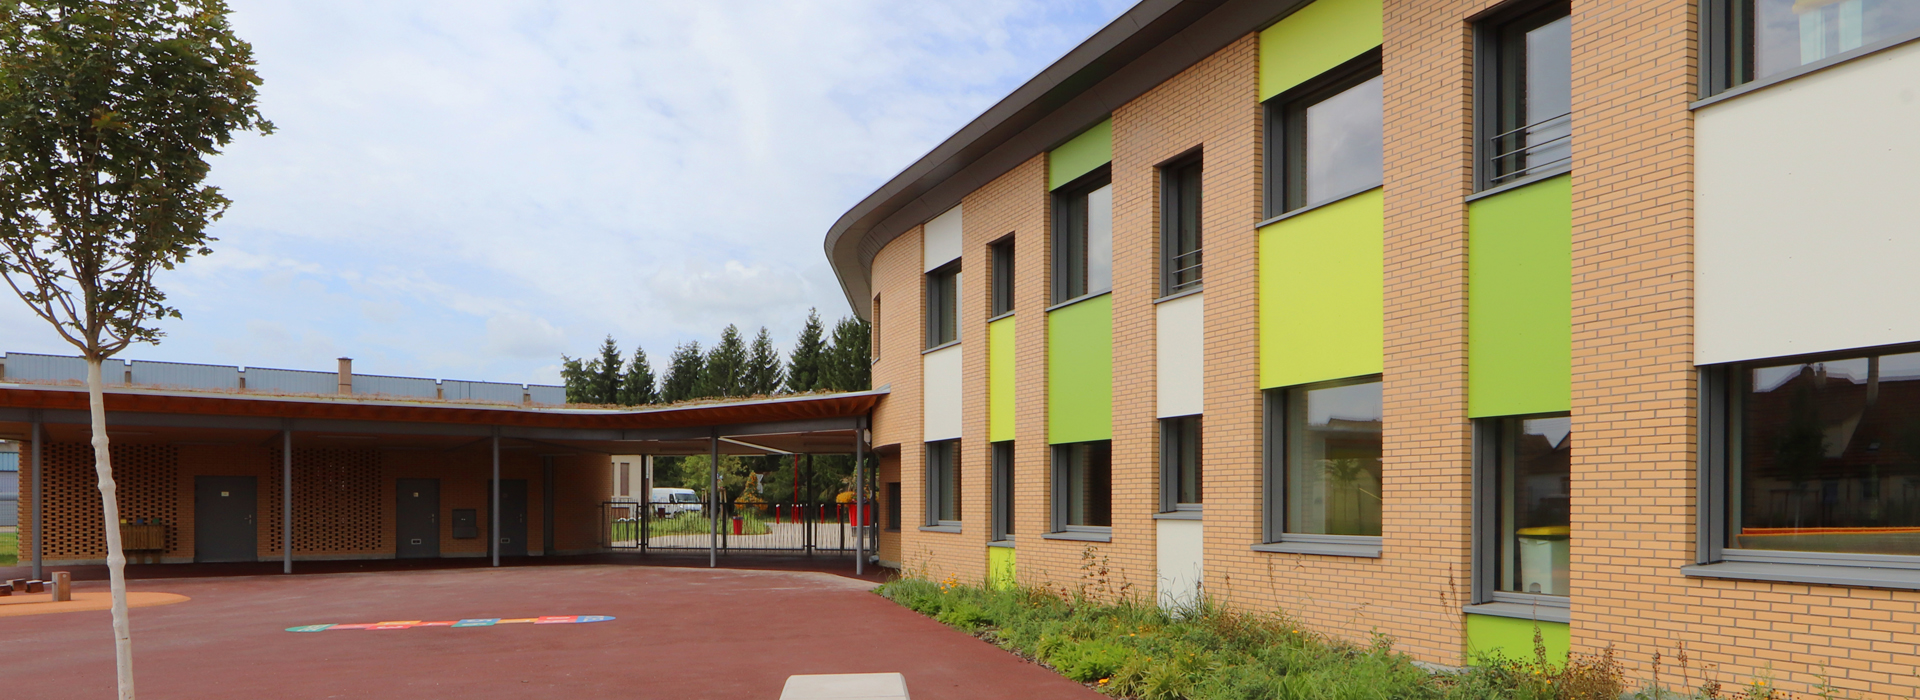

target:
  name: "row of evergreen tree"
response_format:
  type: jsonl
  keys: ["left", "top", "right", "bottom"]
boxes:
{"left": 559, "top": 309, "right": 871, "bottom": 405}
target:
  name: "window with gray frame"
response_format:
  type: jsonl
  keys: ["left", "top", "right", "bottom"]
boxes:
{"left": 1051, "top": 167, "right": 1114, "bottom": 305}
{"left": 1052, "top": 441, "right": 1112, "bottom": 534}
{"left": 1472, "top": 413, "right": 1571, "bottom": 614}
{"left": 1265, "top": 49, "right": 1383, "bottom": 216}
{"left": 1477, "top": 0, "right": 1571, "bottom": 190}
{"left": 1161, "top": 416, "right": 1202, "bottom": 512}
{"left": 1703, "top": 0, "right": 1920, "bottom": 97}
{"left": 1699, "top": 346, "right": 1920, "bottom": 585}
{"left": 1262, "top": 376, "right": 1383, "bottom": 556}
{"left": 1160, "top": 157, "right": 1203, "bottom": 295}
{"left": 926, "top": 264, "right": 959, "bottom": 348}
{"left": 925, "top": 440, "right": 960, "bottom": 527}
{"left": 990, "top": 238, "right": 1015, "bottom": 318}
{"left": 992, "top": 441, "right": 1015, "bottom": 541}
{"left": 886, "top": 481, "right": 902, "bottom": 532}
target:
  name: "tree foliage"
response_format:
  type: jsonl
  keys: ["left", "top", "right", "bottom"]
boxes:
{"left": 745, "top": 325, "right": 783, "bottom": 396}
{"left": 618, "top": 346, "right": 657, "bottom": 406}
{"left": 785, "top": 308, "right": 827, "bottom": 393}
{"left": 702, "top": 324, "right": 748, "bottom": 398}
{"left": 659, "top": 341, "right": 705, "bottom": 403}
{"left": 559, "top": 310, "right": 872, "bottom": 405}
{"left": 823, "top": 316, "right": 872, "bottom": 391}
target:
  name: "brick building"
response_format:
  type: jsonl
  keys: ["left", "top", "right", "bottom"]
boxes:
{"left": 827, "top": 0, "right": 1920, "bottom": 695}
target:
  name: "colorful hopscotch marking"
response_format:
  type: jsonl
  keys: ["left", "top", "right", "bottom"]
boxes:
{"left": 286, "top": 615, "right": 613, "bottom": 632}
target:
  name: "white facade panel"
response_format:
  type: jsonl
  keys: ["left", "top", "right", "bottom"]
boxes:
{"left": 1156, "top": 518, "right": 1204, "bottom": 611}
{"left": 922, "top": 344, "right": 963, "bottom": 441}
{"left": 924, "top": 205, "right": 963, "bottom": 272}
{"left": 1697, "top": 41, "right": 1920, "bottom": 365}
{"left": 1156, "top": 292, "right": 1204, "bottom": 418}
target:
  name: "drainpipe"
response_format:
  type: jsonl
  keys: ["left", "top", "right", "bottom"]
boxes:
{"left": 337, "top": 358, "right": 352, "bottom": 395}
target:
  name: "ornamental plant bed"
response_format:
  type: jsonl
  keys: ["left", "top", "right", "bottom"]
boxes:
{"left": 877, "top": 577, "right": 1809, "bottom": 700}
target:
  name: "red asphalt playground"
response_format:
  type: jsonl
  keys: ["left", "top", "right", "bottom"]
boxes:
{"left": 0, "top": 557, "right": 1104, "bottom": 699}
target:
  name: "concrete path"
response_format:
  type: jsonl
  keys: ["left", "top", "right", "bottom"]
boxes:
{"left": 0, "top": 563, "right": 1102, "bottom": 700}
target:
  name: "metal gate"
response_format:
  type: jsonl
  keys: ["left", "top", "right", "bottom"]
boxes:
{"left": 603, "top": 454, "right": 876, "bottom": 556}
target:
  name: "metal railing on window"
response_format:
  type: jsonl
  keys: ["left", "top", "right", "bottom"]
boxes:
{"left": 1486, "top": 111, "right": 1571, "bottom": 187}
{"left": 1165, "top": 247, "right": 1203, "bottom": 295}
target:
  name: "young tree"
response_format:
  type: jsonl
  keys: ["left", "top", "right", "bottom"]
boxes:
{"left": 745, "top": 326, "right": 784, "bottom": 396}
{"left": 785, "top": 308, "right": 827, "bottom": 393}
{"left": 822, "top": 317, "right": 872, "bottom": 391}
{"left": 0, "top": 2, "right": 271, "bottom": 696}
{"left": 659, "top": 341, "right": 705, "bottom": 403}
{"left": 559, "top": 354, "right": 594, "bottom": 404}
{"left": 617, "top": 346, "right": 658, "bottom": 405}
{"left": 590, "top": 335, "right": 623, "bottom": 404}
{"left": 703, "top": 324, "right": 748, "bottom": 398}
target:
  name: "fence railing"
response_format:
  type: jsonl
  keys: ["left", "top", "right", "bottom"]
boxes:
{"left": 0, "top": 351, "right": 565, "bottom": 406}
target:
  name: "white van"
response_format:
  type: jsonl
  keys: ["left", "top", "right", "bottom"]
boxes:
{"left": 649, "top": 488, "right": 703, "bottom": 518}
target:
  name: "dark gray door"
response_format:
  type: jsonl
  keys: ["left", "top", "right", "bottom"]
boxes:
{"left": 194, "top": 476, "right": 257, "bottom": 563}
{"left": 490, "top": 479, "right": 528, "bottom": 557}
{"left": 396, "top": 478, "right": 440, "bottom": 559}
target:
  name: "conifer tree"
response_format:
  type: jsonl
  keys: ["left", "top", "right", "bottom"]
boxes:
{"left": 703, "top": 324, "right": 749, "bottom": 398}
{"left": 746, "top": 326, "right": 784, "bottom": 396}
{"left": 660, "top": 341, "right": 705, "bottom": 403}
{"left": 560, "top": 355, "right": 594, "bottom": 404}
{"left": 822, "top": 317, "right": 872, "bottom": 391}
{"left": 618, "top": 347, "right": 658, "bottom": 405}
{"left": 589, "top": 335, "right": 623, "bottom": 404}
{"left": 785, "top": 309, "right": 827, "bottom": 393}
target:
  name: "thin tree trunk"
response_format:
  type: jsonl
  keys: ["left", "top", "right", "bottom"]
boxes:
{"left": 87, "top": 358, "right": 136, "bottom": 699}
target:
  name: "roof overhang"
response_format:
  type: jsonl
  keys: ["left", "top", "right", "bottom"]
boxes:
{"left": 823, "top": 0, "right": 1304, "bottom": 318}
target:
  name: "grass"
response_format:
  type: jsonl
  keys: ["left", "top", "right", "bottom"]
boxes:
{"left": 612, "top": 511, "right": 771, "bottom": 538}
{"left": 879, "top": 576, "right": 1666, "bottom": 700}
{"left": 0, "top": 531, "right": 14, "bottom": 566}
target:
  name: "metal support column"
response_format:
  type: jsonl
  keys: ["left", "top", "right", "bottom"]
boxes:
{"left": 491, "top": 427, "right": 501, "bottom": 567}
{"left": 708, "top": 430, "right": 720, "bottom": 568}
{"left": 30, "top": 413, "right": 43, "bottom": 579}
{"left": 855, "top": 416, "right": 867, "bottom": 576}
{"left": 282, "top": 424, "right": 293, "bottom": 574}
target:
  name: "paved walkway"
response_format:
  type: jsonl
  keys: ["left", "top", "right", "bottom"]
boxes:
{"left": 0, "top": 563, "right": 1103, "bottom": 699}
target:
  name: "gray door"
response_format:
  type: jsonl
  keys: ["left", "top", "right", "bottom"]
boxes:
{"left": 490, "top": 479, "right": 528, "bottom": 557}
{"left": 194, "top": 476, "right": 257, "bottom": 563}
{"left": 396, "top": 478, "right": 440, "bottom": 559}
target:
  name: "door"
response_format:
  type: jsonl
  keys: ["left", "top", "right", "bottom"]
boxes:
{"left": 490, "top": 479, "right": 528, "bottom": 557}
{"left": 396, "top": 478, "right": 440, "bottom": 559}
{"left": 194, "top": 476, "right": 257, "bottom": 563}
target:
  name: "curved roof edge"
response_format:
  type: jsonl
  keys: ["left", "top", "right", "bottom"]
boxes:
{"left": 823, "top": 0, "right": 1303, "bottom": 319}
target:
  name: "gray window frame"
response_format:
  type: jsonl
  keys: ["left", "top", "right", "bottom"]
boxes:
{"left": 1159, "top": 155, "right": 1203, "bottom": 296}
{"left": 1699, "top": 0, "right": 1920, "bottom": 101}
{"left": 1688, "top": 348, "right": 1920, "bottom": 591}
{"left": 1051, "top": 165, "right": 1112, "bottom": 306}
{"left": 1473, "top": 0, "right": 1572, "bottom": 192}
{"left": 1255, "top": 380, "right": 1384, "bottom": 558}
{"left": 885, "top": 481, "right": 902, "bottom": 532}
{"left": 990, "top": 237, "right": 1015, "bottom": 319}
{"left": 1047, "top": 440, "right": 1113, "bottom": 541}
{"left": 923, "top": 439, "right": 961, "bottom": 530}
{"left": 925, "top": 262, "right": 960, "bottom": 349}
{"left": 991, "top": 441, "right": 1015, "bottom": 542}
{"left": 1468, "top": 414, "right": 1572, "bottom": 622}
{"left": 1264, "top": 48, "right": 1384, "bottom": 218}
{"left": 1159, "top": 415, "right": 1202, "bottom": 514}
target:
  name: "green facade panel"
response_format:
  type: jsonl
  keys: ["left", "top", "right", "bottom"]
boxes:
{"left": 989, "top": 316, "right": 1017, "bottom": 442}
{"left": 988, "top": 546, "right": 1017, "bottom": 590}
{"left": 1468, "top": 175, "right": 1571, "bottom": 418}
{"left": 1048, "top": 294, "right": 1113, "bottom": 444}
{"left": 1259, "top": 189, "right": 1385, "bottom": 389}
{"left": 1259, "top": 0, "right": 1384, "bottom": 100}
{"left": 1464, "top": 614, "right": 1569, "bottom": 665}
{"left": 1048, "top": 119, "right": 1113, "bottom": 191}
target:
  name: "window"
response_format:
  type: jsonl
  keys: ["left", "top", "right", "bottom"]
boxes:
{"left": 925, "top": 440, "right": 960, "bottom": 526}
{"left": 1267, "top": 50, "right": 1384, "bottom": 215}
{"left": 1475, "top": 414, "right": 1572, "bottom": 603}
{"left": 1051, "top": 167, "right": 1113, "bottom": 305}
{"left": 1703, "top": 348, "right": 1920, "bottom": 568}
{"left": 1705, "top": 0, "right": 1920, "bottom": 96}
{"left": 992, "top": 441, "right": 1015, "bottom": 541}
{"left": 990, "top": 238, "right": 1015, "bottom": 318}
{"left": 872, "top": 295, "right": 881, "bottom": 360}
{"left": 925, "top": 264, "right": 959, "bottom": 348}
{"left": 886, "top": 482, "right": 902, "bottom": 532}
{"left": 1161, "top": 416, "right": 1202, "bottom": 512}
{"left": 1161, "top": 158, "right": 1203, "bottom": 294}
{"left": 618, "top": 461, "right": 631, "bottom": 497}
{"left": 1052, "top": 441, "right": 1112, "bottom": 532}
{"left": 1264, "top": 376, "right": 1383, "bottom": 550}
{"left": 1478, "top": 1, "right": 1571, "bottom": 189}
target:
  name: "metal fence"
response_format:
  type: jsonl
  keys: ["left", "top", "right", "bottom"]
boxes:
{"left": 1, "top": 351, "right": 565, "bottom": 406}
{"left": 606, "top": 499, "right": 874, "bottom": 554}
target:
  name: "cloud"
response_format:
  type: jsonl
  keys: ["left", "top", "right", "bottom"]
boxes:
{"left": 0, "top": 0, "right": 1135, "bottom": 385}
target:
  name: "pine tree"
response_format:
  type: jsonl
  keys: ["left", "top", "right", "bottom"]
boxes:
{"left": 823, "top": 316, "right": 872, "bottom": 391}
{"left": 785, "top": 309, "right": 827, "bottom": 393}
{"left": 746, "top": 326, "right": 785, "bottom": 396}
{"left": 703, "top": 324, "right": 749, "bottom": 398}
{"left": 560, "top": 355, "right": 594, "bottom": 404}
{"left": 618, "top": 347, "right": 658, "bottom": 405}
{"left": 591, "top": 336, "right": 624, "bottom": 404}
{"left": 660, "top": 341, "right": 705, "bottom": 403}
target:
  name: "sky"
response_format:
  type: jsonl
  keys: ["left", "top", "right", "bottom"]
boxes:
{"left": 0, "top": 0, "right": 1134, "bottom": 387}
